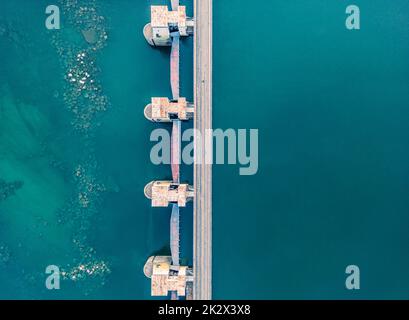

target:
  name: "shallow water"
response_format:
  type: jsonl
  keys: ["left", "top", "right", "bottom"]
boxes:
{"left": 0, "top": 0, "right": 195, "bottom": 299}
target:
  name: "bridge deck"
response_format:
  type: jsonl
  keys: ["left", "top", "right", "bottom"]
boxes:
{"left": 193, "top": 0, "right": 212, "bottom": 300}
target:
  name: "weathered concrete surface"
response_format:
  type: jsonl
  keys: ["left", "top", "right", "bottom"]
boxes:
{"left": 193, "top": 0, "right": 212, "bottom": 300}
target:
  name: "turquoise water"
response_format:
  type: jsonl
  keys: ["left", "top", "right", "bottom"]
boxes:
{"left": 0, "top": 0, "right": 194, "bottom": 299}
{"left": 0, "top": 0, "right": 408, "bottom": 300}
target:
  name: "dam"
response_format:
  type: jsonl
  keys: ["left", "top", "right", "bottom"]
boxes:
{"left": 192, "top": 0, "right": 212, "bottom": 300}
{"left": 142, "top": 0, "right": 212, "bottom": 300}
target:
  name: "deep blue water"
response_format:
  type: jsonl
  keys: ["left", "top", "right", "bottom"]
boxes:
{"left": 213, "top": 0, "right": 409, "bottom": 299}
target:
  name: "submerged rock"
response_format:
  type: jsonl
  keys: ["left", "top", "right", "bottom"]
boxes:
{"left": 0, "top": 244, "right": 11, "bottom": 266}
{"left": 0, "top": 25, "right": 6, "bottom": 37}
{"left": 81, "top": 28, "right": 98, "bottom": 44}
{"left": 0, "top": 179, "right": 23, "bottom": 202}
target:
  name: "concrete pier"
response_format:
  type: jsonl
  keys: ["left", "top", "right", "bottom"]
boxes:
{"left": 193, "top": 0, "right": 212, "bottom": 300}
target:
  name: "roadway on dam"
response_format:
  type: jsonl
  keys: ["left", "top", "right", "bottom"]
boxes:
{"left": 193, "top": 0, "right": 213, "bottom": 301}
